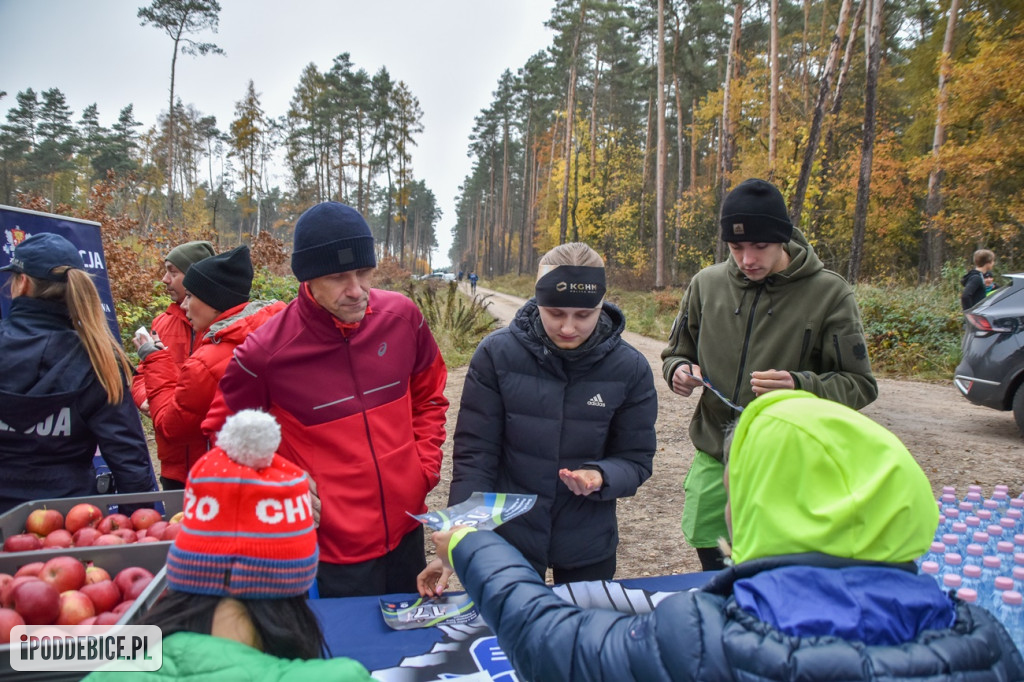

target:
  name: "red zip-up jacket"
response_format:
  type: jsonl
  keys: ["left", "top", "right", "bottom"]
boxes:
{"left": 143, "top": 300, "right": 285, "bottom": 483}
{"left": 131, "top": 302, "right": 194, "bottom": 478}
{"left": 203, "top": 286, "right": 448, "bottom": 565}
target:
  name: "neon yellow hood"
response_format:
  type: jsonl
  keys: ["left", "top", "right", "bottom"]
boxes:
{"left": 728, "top": 390, "right": 937, "bottom": 565}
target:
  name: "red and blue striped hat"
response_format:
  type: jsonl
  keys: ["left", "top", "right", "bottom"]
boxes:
{"left": 167, "top": 410, "right": 318, "bottom": 598}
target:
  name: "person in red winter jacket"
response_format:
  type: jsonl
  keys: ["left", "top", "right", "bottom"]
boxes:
{"left": 203, "top": 202, "right": 449, "bottom": 598}
{"left": 131, "top": 240, "right": 214, "bottom": 490}
{"left": 135, "top": 244, "right": 284, "bottom": 487}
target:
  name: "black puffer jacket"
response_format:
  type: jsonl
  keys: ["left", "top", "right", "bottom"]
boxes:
{"left": 449, "top": 299, "right": 657, "bottom": 571}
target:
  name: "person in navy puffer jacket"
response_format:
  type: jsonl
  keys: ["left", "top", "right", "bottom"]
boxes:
{"left": 420, "top": 242, "right": 657, "bottom": 591}
{"left": 428, "top": 391, "right": 1024, "bottom": 682}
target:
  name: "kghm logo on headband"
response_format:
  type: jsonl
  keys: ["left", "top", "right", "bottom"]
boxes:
{"left": 536, "top": 265, "right": 606, "bottom": 309}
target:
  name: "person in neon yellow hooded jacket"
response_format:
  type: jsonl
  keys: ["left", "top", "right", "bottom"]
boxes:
{"left": 726, "top": 389, "right": 938, "bottom": 565}
{"left": 427, "top": 390, "right": 1024, "bottom": 681}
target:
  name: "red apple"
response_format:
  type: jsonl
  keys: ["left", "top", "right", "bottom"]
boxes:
{"left": 95, "top": 610, "right": 121, "bottom": 625}
{"left": 97, "top": 513, "right": 132, "bottom": 534}
{"left": 80, "top": 579, "right": 121, "bottom": 614}
{"left": 25, "top": 508, "right": 64, "bottom": 537}
{"left": 14, "top": 562, "right": 45, "bottom": 578}
{"left": 138, "top": 536, "right": 160, "bottom": 543}
{"left": 113, "top": 567, "right": 153, "bottom": 601}
{"left": 56, "top": 589, "right": 95, "bottom": 625}
{"left": 130, "top": 508, "right": 162, "bottom": 530}
{"left": 3, "top": 533, "right": 43, "bottom": 552}
{"left": 64, "top": 503, "right": 103, "bottom": 534}
{"left": 162, "top": 522, "right": 181, "bottom": 541}
{"left": 93, "top": 534, "right": 125, "bottom": 546}
{"left": 42, "top": 529, "right": 74, "bottom": 548}
{"left": 135, "top": 528, "right": 148, "bottom": 539}
{"left": 2, "top": 576, "right": 38, "bottom": 608}
{"left": 39, "top": 556, "right": 87, "bottom": 593}
{"left": 0, "top": 573, "right": 11, "bottom": 595}
{"left": 11, "top": 579, "right": 60, "bottom": 625}
{"left": 0, "top": 607, "right": 25, "bottom": 644}
{"left": 110, "top": 528, "right": 137, "bottom": 544}
{"left": 145, "top": 521, "right": 168, "bottom": 541}
{"left": 169, "top": 511, "right": 184, "bottom": 523}
{"left": 84, "top": 565, "right": 111, "bottom": 585}
{"left": 111, "top": 599, "right": 135, "bottom": 615}
{"left": 72, "top": 527, "right": 102, "bottom": 547}
{"left": 77, "top": 615, "right": 98, "bottom": 627}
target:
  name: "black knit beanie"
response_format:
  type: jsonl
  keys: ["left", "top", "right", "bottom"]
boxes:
{"left": 182, "top": 244, "right": 253, "bottom": 312}
{"left": 720, "top": 179, "right": 793, "bottom": 243}
{"left": 291, "top": 202, "right": 376, "bottom": 282}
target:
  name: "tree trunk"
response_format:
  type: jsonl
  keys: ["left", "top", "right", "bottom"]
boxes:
{"left": 559, "top": 2, "right": 587, "bottom": 245}
{"left": 718, "top": 1, "right": 744, "bottom": 263}
{"left": 790, "top": 0, "right": 854, "bottom": 225}
{"left": 923, "top": 0, "right": 960, "bottom": 281}
{"left": 848, "top": 0, "right": 884, "bottom": 283}
{"left": 654, "top": 0, "right": 668, "bottom": 288}
{"left": 769, "top": 0, "right": 779, "bottom": 175}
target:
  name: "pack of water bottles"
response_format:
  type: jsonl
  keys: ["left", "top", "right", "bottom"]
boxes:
{"left": 921, "top": 484, "right": 1024, "bottom": 652}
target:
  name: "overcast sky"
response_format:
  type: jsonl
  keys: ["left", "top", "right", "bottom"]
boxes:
{"left": 0, "top": 0, "right": 555, "bottom": 267}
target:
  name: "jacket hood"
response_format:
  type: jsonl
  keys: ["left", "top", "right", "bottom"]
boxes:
{"left": 728, "top": 390, "right": 937, "bottom": 565}
{"left": 203, "top": 299, "right": 285, "bottom": 344}
{"left": 511, "top": 298, "right": 625, "bottom": 368}
{"left": 727, "top": 226, "right": 822, "bottom": 288}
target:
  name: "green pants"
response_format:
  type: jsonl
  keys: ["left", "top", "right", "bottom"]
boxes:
{"left": 681, "top": 450, "right": 729, "bottom": 548}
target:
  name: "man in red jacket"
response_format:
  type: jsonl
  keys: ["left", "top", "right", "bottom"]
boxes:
{"left": 132, "top": 240, "right": 214, "bottom": 490}
{"left": 203, "top": 202, "right": 449, "bottom": 598}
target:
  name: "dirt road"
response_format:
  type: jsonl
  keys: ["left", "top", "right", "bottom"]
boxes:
{"left": 427, "top": 286, "right": 1024, "bottom": 579}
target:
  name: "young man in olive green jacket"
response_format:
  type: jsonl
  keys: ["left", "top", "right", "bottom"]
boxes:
{"left": 662, "top": 178, "right": 877, "bottom": 571}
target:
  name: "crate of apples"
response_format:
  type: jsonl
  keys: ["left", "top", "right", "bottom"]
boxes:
{"left": 0, "top": 541, "right": 170, "bottom": 646}
{"left": 0, "top": 490, "right": 184, "bottom": 554}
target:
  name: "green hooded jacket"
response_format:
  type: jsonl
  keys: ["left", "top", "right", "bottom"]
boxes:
{"left": 662, "top": 228, "right": 877, "bottom": 459}
{"left": 83, "top": 631, "right": 374, "bottom": 681}
{"left": 727, "top": 390, "right": 938, "bottom": 565}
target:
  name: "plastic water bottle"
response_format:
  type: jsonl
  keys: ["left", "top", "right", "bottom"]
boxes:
{"left": 966, "top": 491, "right": 984, "bottom": 510}
{"left": 993, "top": 489, "right": 1011, "bottom": 511}
{"left": 1016, "top": 534, "right": 1024, "bottom": 553}
{"left": 966, "top": 515, "right": 982, "bottom": 533}
{"left": 1007, "top": 510, "right": 1023, "bottom": 533}
{"left": 973, "top": 531, "right": 991, "bottom": 553}
{"left": 988, "top": 525, "right": 1006, "bottom": 554}
{"left": 960, "top": 502, "right": 977, "bottom": 516}
{"left": 978, "top": 509, "right": 994, "bottom": 526}
{"left": 965, "top": 543, "right": 986, "bottom": 568}
{"left": 1013, "top": 566, "right": 1024, "bottom": 595}
{"left": 997, "top": 541, "right": 1016, "bottom": 570}
{"left": 1009, "top": 497, "right": 1024, "bottom": 514}
{"left": 981, "top": 556, "right": 1003, "bottom": 604}
{"left": 957, "top": 587, "right": 978, "bottom": 604}
{"left": 963, "top": 564, "right": 983, "bottom": 593}
{"left": 991, "top": 576, "right": 1015, "bottom": 612}
{"left": 1000, "top": 517, "right": 1017, "bottom": 536}
{"left": 942, "top": 533, "right": 962, "bottom": 557}
{"left": 983, "top": 499, "right": 1002, "bottom": 522}
{"left": 920, "top": 541, "right": 946, "bottom": 568}
{"left": 995, "top": 590, "right": 1024, "bottom": 652}
{"left": 943, "top": 485, "right": 957, "bottom": 497}
{"left": 942, "top": 573, "right": 963, "bottom": 594}
{"left": 921, "top": 560, "right": 941, "bottom": 586}
{"left": 941, "top": 553, "right": 964, "bottom": 581}
{"left": 951, "top": 522, "right": 970, "bottom": 552}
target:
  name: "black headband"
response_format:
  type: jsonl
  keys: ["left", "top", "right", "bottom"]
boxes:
{"left": 535, "top": 265, "right": 606, "bottom": 308}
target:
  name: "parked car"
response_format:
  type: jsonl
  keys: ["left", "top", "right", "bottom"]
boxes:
{"left": 953, "top": 273, "right": 1024, "bottom": 435}
{"left": 417, "top": 271, "right": 456, "bottom": 282}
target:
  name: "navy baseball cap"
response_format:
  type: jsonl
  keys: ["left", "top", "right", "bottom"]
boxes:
{"left": 1, "top": 232, "right": 86, "bottom": 281}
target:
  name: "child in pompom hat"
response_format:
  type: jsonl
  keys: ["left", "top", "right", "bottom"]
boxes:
{"left": 84, "top": 410, "right": 372, "bottom": 681}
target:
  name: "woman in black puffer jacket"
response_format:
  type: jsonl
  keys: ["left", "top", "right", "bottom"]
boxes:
{"left": 420, "top": 243, "right": 657, "bottom": 590}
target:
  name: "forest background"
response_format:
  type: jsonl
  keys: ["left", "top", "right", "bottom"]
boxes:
{"left": 1, "top": 0, "right": 1021, "bottom": 377}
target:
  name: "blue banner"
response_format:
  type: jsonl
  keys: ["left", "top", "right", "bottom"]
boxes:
{"left": 0, "top": 205, "right": 121, "bottom": 341}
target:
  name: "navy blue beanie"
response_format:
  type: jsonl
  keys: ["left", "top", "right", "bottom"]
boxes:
{"left": 291, "top": 202, "right": 376, "bottom": 281}
{"left": 720, "top": 179, "right": 793, "bottom": 243}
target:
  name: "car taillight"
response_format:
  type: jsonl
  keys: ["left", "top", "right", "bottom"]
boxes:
{"left": 965, "top": 313, "right": 1012, "bottom": 333}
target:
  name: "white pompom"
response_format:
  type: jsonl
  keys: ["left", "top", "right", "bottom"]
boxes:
{"left": 217, "top": 410, "right": 281, "bottom": 469}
